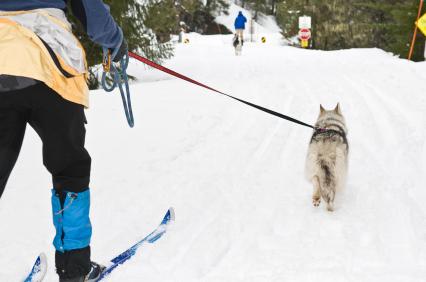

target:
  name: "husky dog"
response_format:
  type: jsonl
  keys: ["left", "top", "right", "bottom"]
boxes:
{"left": 305, "top": 103, "right": 349, "bottom": 211}
{"left": 233, "top": 34, "right": 243, "bottom": 56}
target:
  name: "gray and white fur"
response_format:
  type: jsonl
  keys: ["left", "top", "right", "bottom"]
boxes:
{"left": 305, "top": 103, "right": 349, "bottom": 211}
{"left": 233, "top": 34, "right": 243, "bottom": 56}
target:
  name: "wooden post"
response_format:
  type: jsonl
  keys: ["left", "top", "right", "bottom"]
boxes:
{"left": 250, "top": 18, "right": 254, "bottom": 42}
{"left": 408, "top": 0, "right": 424, "bottom": 60}
{"left": 424, "top": 40, "right": 426, "bottom": 59}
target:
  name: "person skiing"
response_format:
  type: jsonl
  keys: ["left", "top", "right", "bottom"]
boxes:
{"left": 0, "top": 1, "right": 127, "bottom": 281}
{"left": 234, "top": 11, "right": 247, "bottom": 41}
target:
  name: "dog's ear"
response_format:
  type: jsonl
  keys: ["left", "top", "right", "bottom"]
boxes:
{"left": 320, "top": 104, "right": 325, "bottom": 114}
{"left": 334, "top": 103, "right": 342, "bottom": 115}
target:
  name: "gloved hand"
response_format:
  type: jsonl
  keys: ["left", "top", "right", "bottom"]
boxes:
{"left": 112, "top": 37, "right": 128, "bottom": 63}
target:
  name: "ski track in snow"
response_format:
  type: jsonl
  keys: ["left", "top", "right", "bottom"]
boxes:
{"left": 1, "top": 31, "right": 426, "bottom": 282}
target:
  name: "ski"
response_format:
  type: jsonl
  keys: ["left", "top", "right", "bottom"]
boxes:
{"left": 97, "top": 207, "right": 175, "bottom": 280}
{"left": 23, "top": 208, "right": 174, "bottom": 281}
{"left": 24, "top": 253, "right": 47, "bottom": 282}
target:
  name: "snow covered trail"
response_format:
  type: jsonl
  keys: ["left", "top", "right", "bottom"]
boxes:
{"left": 1, "top": 33, "right": 426, "bottom": 282}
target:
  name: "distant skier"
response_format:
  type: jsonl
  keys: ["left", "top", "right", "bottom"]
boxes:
{"left": 0, "top": 1, "right": 127, "bottom": 281}
{"left": 234, "top": 11, "right": 247, "bottom": 41}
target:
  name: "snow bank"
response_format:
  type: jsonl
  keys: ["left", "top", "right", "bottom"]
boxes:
{"left": 1, "top": 24, "right": 425, "bottom": 282}
{"left": 215, "top": 1, "right": 282, "bottom": 44}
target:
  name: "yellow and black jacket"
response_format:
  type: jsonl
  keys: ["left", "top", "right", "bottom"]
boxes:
{"left": 0, "top": 1, "right": 123, "bottom": 107}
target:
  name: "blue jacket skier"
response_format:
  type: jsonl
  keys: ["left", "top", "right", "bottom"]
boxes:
{"left": 234, "top": 11, "right": 247, "bottom": 40}
{"left": 0, "top": 1, "right": 127, "bottom": 281}
{"left": 234, "top": 11, "right": 247, "bottom": 29}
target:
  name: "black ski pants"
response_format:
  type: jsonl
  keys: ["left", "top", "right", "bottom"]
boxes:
{"left": 0, "top": 82, "right": 91, "bottom": 278}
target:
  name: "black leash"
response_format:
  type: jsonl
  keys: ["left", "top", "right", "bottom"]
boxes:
{"left": 224, "top": 94, "right": 315, "bottom": 129}
{"left": 129, "top": 51, "right": 315, "bottom": 130}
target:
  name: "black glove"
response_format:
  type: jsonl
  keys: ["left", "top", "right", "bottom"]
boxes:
{"left": 112, "top": 38, "right": 128, "bottom": 63}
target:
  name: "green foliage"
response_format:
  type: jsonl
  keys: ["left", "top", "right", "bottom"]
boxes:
{"left": 143, "top": 0, "right": 179, "bottom": 43}
{"left": 66, "top": 0, "right": 234, "bottom": 89}
{"left": 275, "top": 0, "right": 426, "bottom": 61}
{"left": 276, "top": 1, "right": 304, "bottom": 37}
{"left": 248, "top": 0, "right": 269, "bottom": 19}
{"left": 206, "top": 0, "right": 230, "bottom": 16}
{"left": 176, "top": 0, "right": 231, "bottom": 34}
{"left": 237, "top": 0, "right": 278, "bottom": 17}
{"left": 67, "top": 0, "right": 174, "bottom": 89}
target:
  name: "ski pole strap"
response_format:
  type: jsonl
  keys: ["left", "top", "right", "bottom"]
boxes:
{"left": 102, "top": 49, "right": 134, "bottom": 128}
{"left": 128, "top": 51, "right": 314, "bottom": 130}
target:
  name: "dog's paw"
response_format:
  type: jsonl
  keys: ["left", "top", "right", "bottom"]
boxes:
{"left": 312, "top": 197, "right": 321, "bottom": 207}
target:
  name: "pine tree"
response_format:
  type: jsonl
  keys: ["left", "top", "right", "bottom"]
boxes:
{"left": 240, "top": 0, "right": 277, "bottom": 17}
{"left": 276, "top": 0, "right": 305, "bottom": 38}
{"left": 275, "top": 0, "right": 425, "bottom": 61}
{"left": 206, "top": 0, "right": 230, "bottom": 16}
{"left": 68, "top": 0, "right": 174, "bottom": 89}
{"left": 175, "top": 0, "right": 230, "bottom": 34}
{"left": 142, "top": 0, "right": 179, "bottom": 43}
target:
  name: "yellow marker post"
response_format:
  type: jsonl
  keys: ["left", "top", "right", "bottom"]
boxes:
{"left": 301, "top": 39, "right": 309, "bottom": 48}
{"left": 408, "top": 0, "right": 424, "bottom": 60}
{"left": 417, "top": 13, "right": 426, "bottom": 36}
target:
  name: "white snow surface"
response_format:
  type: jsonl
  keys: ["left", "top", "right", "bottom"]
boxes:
{"left": 1, "top": 31, "right": 426, "bottom": 282}
{"left": 215, "top": 1, "right": 282, "bottom": 44}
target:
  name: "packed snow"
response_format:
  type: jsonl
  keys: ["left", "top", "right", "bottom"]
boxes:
{"left": 1, "top": 8, "right": 426, "bottom": 282}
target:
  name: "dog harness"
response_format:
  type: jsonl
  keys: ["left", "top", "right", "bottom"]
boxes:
{"left": 311, "top": 125, "right": 348, "bottom": 145}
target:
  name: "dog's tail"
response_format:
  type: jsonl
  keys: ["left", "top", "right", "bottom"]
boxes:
{"left": 233, "top": 38, "right": 239, "bottom": 48}
{"left": 318, "top": 158, "right": 336, "bottom": 211}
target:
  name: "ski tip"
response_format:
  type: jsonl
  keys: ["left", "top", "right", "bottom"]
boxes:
{"left": 39, "top": 253, "right": 47, "bottom": 263}
{"left": 168, "top": 207, "right": 175, "bottom": 222}
{"left": 161, "top": 207, "right": 175, "bottom": 225}
{"left": 24, "top": 253, "right": 48, "bottom": 282}
{"left": 39, "top": 252, "right": 48, "bottom": 277}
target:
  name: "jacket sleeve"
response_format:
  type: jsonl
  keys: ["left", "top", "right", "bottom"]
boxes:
{"left": 68, "top": 0, "right": 123, "bottom": 50}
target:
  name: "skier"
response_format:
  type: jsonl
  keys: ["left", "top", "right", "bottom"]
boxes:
{"left": 0, "top": 1, "right": 127, "bottom": 281}
{"left": 234, "top": 11, "right": 247, "bottom": 41}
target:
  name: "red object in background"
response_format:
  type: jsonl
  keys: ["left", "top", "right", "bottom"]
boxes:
{"left": 298, "top": 28, "right": 311, "bottom": 40}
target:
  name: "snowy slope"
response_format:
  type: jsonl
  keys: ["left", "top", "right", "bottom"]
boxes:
{"left": 1, "top": 26, "right": 426, "bottom": 282}
{"left": 215, "top": 1, "right": 283, "bottom": 44}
